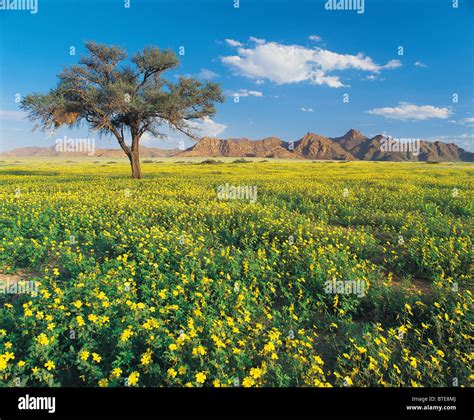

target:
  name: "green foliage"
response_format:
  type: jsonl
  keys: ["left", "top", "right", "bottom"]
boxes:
{"left": 0, "top": 161, "right": 472, "bottom": 387}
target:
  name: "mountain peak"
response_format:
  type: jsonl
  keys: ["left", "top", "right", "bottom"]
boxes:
{"left": 342, "top": 129, "right": 366, "bottom": 140}
{"left": 301, "top": 132, "right": 329, "bottom": 141}
{"left": 295, "top": 132, "right": 356, "bottom": 160}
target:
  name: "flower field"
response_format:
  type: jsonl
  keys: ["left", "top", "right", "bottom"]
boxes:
{"left": 0, "top": 159, "right": 472, "bottom": 387}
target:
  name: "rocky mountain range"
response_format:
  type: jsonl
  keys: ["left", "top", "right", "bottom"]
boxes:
{"left": 181, "top": 129, "right": 474, "bottom": 161}
{"left": 2, "top": 129, "right": 473, "bottom": 162}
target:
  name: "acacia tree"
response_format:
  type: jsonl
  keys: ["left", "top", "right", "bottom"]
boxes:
{"left": 21, "top": 42, "right": 224, "bottom": 178}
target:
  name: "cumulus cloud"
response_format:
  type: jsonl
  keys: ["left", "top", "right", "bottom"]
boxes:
{"left": 367, "top": 102, "right": 451, "bottom": 121}
{"left": 313, "top": 49, "right": 401, "bottom": 72}
{"left": 309, "top": 35, "right": 322, "bottom": 42}
{"left": 249, "top": 36, "right": 266, "bottom": 45}
{"left": 225, "top": 39, "right": 242, "bottom": 47}
{"left": 301, "top": 107, "right": 314, "bottom": 112}
{"left": 221, "top": 38, "right": 401, "bottom": 88}
{"left": 188, "top": 117, "right": 227, "bottom": 138}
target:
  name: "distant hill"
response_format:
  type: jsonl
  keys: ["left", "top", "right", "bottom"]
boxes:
{"left": 293, "top": 133, "right": 355, "bottom": 161}
{"left": 179, "top": 136, "right": 294, "bottom": 158}
{"left": 0, "top": 145, "right": 178, "bottom": 158}
{"left": 331, "top": 129, "right": 474, "bottom": 162}
{"left": 2, "top": 130, "right": 473, "bottom": 162}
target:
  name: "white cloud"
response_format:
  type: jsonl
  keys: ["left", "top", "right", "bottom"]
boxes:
{"left": 188, "top": 117, "right": 227, "bottom": 138}
{"left": 141, "top": 117, "right": 227, "bottom": 143}
{"left": 0, "top": 110, "right": 26, "bottom": 120}
{"left": 225, "top": 39, "right": 242, "bottom": 47}
{"left": 414, "top": 61, "right": 428, "bottom": 68}
{"left": 447, "top": 117, "right": 474, "bottom": 126}
{"left": 141, "top": 131, "right": 166, "bottom": 145}
{"left": 228, "top": 89, "right": 263, "bottom": 97}
{"left": 367, "top": 102, "right": 451, "bottom": 121}
{"left": 198, "top": 68, "right": 218, "bottom": 80}
{"left": 249, "top": 36, "right": 266, "bottom": 45}
{"left": 221, "top": 39, "right": 401, "bottom": 88}
{"left": 255, "top": 79, "right": 265, "bottom": 85}
{"left": 242, "top": 89, "right": 262, "bottom": 97}
{"left": 365, "top": 74, "right": 385, "bottom": 81}
{"left": 301, "top": 107, "right": 314, "bottom": 112}
{"left": 309, "top": 35, "right": 322, "bottom": 42}
{"left": 312, "top": 49, "right": 401, "bottom": 72}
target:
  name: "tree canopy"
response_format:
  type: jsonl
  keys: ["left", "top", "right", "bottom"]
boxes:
{"left": 21, "top": 41, "right": 225, "bottom": 178}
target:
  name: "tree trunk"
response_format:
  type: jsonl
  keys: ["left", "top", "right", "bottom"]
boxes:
{"left": 129, "top": 150, "right": 142, "bottom": 179}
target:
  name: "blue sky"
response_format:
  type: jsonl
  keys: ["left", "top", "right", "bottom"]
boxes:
{"left": 0, "top": 0, "right": 473, "bottom": 152}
